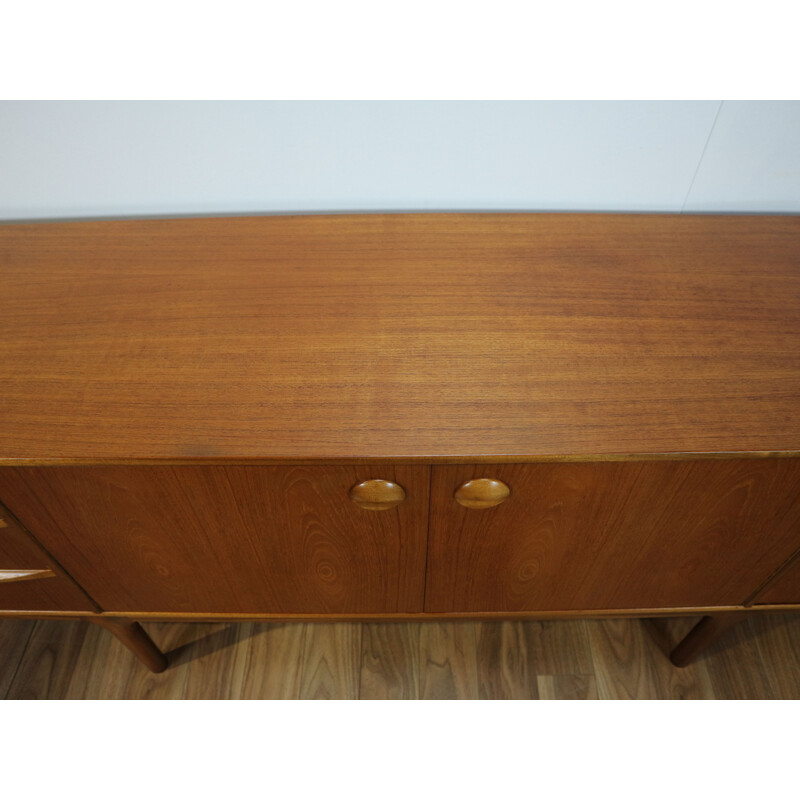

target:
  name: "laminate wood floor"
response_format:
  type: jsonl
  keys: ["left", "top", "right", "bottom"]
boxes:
{"left": 1, "top": 615, "right": 798, "bottom": 699}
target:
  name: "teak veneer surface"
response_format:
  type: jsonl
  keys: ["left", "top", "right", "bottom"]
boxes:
{"left": 753, "top": 553, "right": 800, "bottom": 606}
{"left": 0, "top": 466, "right": 430, "bottom": 614}
{"left": 1, "top": 213, "right": 799, "bottom": 463}
{"left": 0, "top": 502, "right": 96, "bottom": 612}
{"left": 426, "top": 460, "right": 800, "bottom": 612}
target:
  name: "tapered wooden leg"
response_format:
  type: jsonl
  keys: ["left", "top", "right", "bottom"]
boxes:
{"left": 670, "top": 612, "right": 749, "bottom": 667}
{"left": 90, "top": 618, "right": 168, "bottom": 673}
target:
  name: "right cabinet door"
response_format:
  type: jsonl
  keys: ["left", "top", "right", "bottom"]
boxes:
{"left": 425, "top": 460, "right": 800, "bottom": 612}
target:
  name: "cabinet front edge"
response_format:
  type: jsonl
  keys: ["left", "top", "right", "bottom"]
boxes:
{"left": 1, "top": 450, "right": 799, "bottom": 467}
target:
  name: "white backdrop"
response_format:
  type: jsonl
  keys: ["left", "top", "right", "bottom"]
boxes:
{"left": 1, "top": 101, "right": 798, "bottom": 220}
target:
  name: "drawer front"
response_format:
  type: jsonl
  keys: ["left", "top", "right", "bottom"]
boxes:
{"left": 0, "top": 466, "right": 429, "bottom": 614}
{"left": 0, "top": 572, "right": 96, "bottom": 612}
{"left": 752, "top": 555, "right": 800, "bottom": 605}
{"left": 0, "top": 503, "right": 96, "bottom": 611}
{"left": 426, "top": 460, "right": 800, "bottom": 612}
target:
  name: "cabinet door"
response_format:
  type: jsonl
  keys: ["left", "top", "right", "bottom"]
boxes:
{"left": 426, "top": 461, "right": 800, "bottom": 612}
{"left": 0, "top": 466, "right": 429, "bottom": 614}
{"left": 0, "top": 501, "right": 96, "bottom": 612}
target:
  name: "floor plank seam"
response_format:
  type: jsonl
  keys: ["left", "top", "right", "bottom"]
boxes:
{"left": 3, "top": 616, "right": 800, "bottom": 699}
{"left": 3, "top": 620, "right": 38, "bottom": 700}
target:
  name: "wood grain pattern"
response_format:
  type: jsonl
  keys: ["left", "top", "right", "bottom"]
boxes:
{"left": 426, "top": 460, "right": 800, "bottom": 612}
{"left": 89, "top": 618, "right": 167, "bottom": 673}
{"left": 359, "top": 623, "right": 421, "bottom": 699}
{"left": 536, "top": 674, "right": 598, "bottom": 700}
{"left": 505, "top": 619, "right": 595, "bottom": 675}
{"left": 699, "top": 616, "right": 777, "bottom": 699}
{"left": 418, "top": 622, "right": 479, "bottom": 699}
{"left": 752, "top": 552, "right": 800, "bottom": 605}
{"left": 238, "top": 623, "right": 306, "bottom": 700}
{"left": 669, "top": 612, "right": 748, "bottom": 667}
{"left": 588, "top": 618, "right": 716, "bottom": 700}
{"left": 64, "top": 621, "right": 190, "bottom": 700}
{"left": 348, "top": 479, "right": 406, "bottom": 511}
{"left": 164, "top": 622, "right": 252, "bottom": 700}
{"left": 749, "top": 616, "right": 800, "bottom": 697}
{"left": 298, "top": 623, "right": 361, "bottom": 699}
{"left": 0, "top": 619, "right": 33, "bottom": 697}
{"left": 0, "top": 606, "right": 752, "bottom": 621}
{"left": 475, "top": 622, "right": 540, "bottom": 698}
{"left": 0, "top": 500, "right": 97, "bottom": 611}
{"left": 4, "top": 618, "right": 91, "bottom": 699}
{"left": 1, "top": 214, "right": 799, "bottom": 464}
{"left": 454, "top": 478, "right": 511, "bottom": 509}
{"left": 2, "top": 212, "right": 799, "bottom": 673}
{"left": 0, "top": 465, "right": 429, "bottom": 614}
{"left": 473, "top": 620, "right": 596, "bottom": 697}
{"left": 5, "top": 615, "right": 798, "bottom": 699}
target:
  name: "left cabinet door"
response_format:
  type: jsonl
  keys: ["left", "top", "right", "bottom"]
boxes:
{"left": 0, "top": 466, "right": 429, "bottom": 614}
{"left": 0, "top": 500, "right": 97, "bottom": 611}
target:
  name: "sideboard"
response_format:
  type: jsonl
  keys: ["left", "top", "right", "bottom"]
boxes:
{"left": 1, "top": 213, "right": 798, "bottom": 673}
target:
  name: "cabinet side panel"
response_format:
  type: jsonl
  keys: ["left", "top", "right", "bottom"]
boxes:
{"left": 0, "top": 466, "right": 429, "bottom": 614}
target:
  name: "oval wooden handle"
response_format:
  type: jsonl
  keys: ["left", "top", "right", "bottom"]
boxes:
{"left": 454, "top": 478, "right": 511, "bottom": 509}
{"left": 349, "top": 479, "right": 406, "bottom": 511}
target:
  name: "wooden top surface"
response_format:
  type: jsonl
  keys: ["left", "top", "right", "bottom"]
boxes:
{"left": 1, "top": 213, "right": 798, "bottom": 464}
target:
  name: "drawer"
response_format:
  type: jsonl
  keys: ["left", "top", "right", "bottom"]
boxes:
{"left": 426, "top": 460, "right": 800, "bottom": 612}
{"left": 0, "top": 465, "right": 430, "bottom": 614}
{"left": 0, "top": 503, "right": 96, "bottom": 612}
{"left": 0, "top": 570, "right": 97, "bottom": 612}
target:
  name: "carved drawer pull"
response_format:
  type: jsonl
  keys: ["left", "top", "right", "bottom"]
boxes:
{"left": 454, "top": 478, "right": 511, "bottom": 509}
{"left": 349, "top": 479, "right": 406, "bottom": 511}
{"left": 0, "top": 568, "right": 56, "bottom": 584}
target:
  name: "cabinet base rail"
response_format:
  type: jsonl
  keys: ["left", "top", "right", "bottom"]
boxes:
{"left": 2, "top": 606, "right": 794, "bottom": 673}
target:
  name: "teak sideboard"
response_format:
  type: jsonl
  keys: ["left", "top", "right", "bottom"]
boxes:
{"left": 1, "top": 214, "right": 799, "bottom": 673}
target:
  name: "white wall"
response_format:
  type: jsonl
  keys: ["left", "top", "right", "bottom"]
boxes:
{"left": 0, "top": 101, "right": 798, "bottom": 220}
